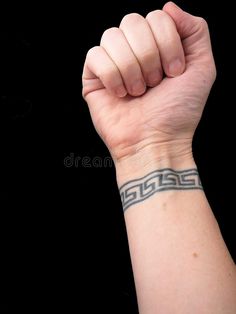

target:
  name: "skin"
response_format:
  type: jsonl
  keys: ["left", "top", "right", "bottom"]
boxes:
{"left": 82, "top": 2, "right": 215, "bottom": 163}
{"left": 82, "top": 2, "right": 236, "bottom": 313}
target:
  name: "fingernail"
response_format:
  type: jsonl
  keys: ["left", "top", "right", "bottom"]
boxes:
{"left": 131, "top": 80, "right": 146, "bottom": 95}
{"left": 147, "top": 70, "right": 162, "bottom": 86}
{"left": 168, "top": 59, "right": 183, "bottom": 77}
{"left": 116, "top": 85, "right": 127, "bottom": 97}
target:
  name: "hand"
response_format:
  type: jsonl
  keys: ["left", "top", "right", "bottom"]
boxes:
{"left": 82, "top": 2, "right": 216, "bottom": 164}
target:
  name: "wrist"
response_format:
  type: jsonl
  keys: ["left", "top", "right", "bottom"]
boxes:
{"left": 114, "top": 141, "right": 196, "bottom": 186}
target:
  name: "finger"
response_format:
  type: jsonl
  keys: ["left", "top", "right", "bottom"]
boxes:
{"left": 163, "top": 2, "right": 215, "bottom": 75}
{"left": 146, "top": 10, "right": 185, "bottom": 77}
{"left": 82, "top": 46, "right": 127, "bottom": 99}
{"left": 101, "top": 27, "right": 146, "bottom": 96}
{"left": 120, "top": 13, "right": 163, "bottom": 87}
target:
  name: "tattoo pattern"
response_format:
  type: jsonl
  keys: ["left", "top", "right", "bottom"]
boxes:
{"left": 119, "top": 168, "right": 202, "bottom": 211}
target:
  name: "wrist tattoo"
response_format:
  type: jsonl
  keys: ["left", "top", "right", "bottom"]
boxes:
{"left": 119, "top": 168, "right": 202, "bottom": 211}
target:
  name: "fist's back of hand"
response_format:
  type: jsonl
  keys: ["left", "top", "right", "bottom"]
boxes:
{"left": 82, "top": 2, "right": 216, "bottom": 162}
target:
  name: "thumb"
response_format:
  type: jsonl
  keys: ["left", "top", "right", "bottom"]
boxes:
{"left": 163, "top": 2, "right": 213, "bottom": 59}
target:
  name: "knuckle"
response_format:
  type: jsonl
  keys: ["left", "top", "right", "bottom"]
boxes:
{"left": 101, "top": 27, "right": 120, "bottom": 43}
{"left": 196, "top": 17, "right": 208, "bottom": 30}
{"left": 146, "top": 9, "right": 166, "bottom": 21}
{"left": 120, "top": 13, "right": 144, "bottom": 26}
{"left": 86, "top": 46, "right": 100, "bottom": 59}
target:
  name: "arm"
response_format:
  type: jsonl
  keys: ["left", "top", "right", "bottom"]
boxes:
{"left": 116, "top": 154, "right": 236, "bottom": 314}
{"left": 82, "top": 2, "right": 236, "bottom": 313}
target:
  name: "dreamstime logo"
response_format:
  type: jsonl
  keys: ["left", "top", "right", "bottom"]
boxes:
{"left": 64, "top": 153, "right": 113, "bottom": 168}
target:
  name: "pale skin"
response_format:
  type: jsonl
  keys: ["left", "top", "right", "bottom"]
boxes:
{"left": 82, "top": 2, "right": 236, "bottom": 313}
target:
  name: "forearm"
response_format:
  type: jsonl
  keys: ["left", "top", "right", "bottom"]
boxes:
{"left": 116, "top": 152, "right": 236, "bottom": 314}
{"left": 83, "top": 1, "right": 236, "bottom": 312}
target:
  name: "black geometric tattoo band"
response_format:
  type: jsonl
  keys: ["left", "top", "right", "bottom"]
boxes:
{"left": 119, "top": 168, "right": 202, "bottom": 212}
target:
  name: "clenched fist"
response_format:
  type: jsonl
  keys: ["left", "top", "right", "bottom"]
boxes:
{"left": 82, "top": 2, "right": 216, "bottom": 165}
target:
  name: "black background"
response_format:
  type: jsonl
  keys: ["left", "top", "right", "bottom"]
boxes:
{"left": 1, "top": 0, "right": 235, "bottom": 312}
